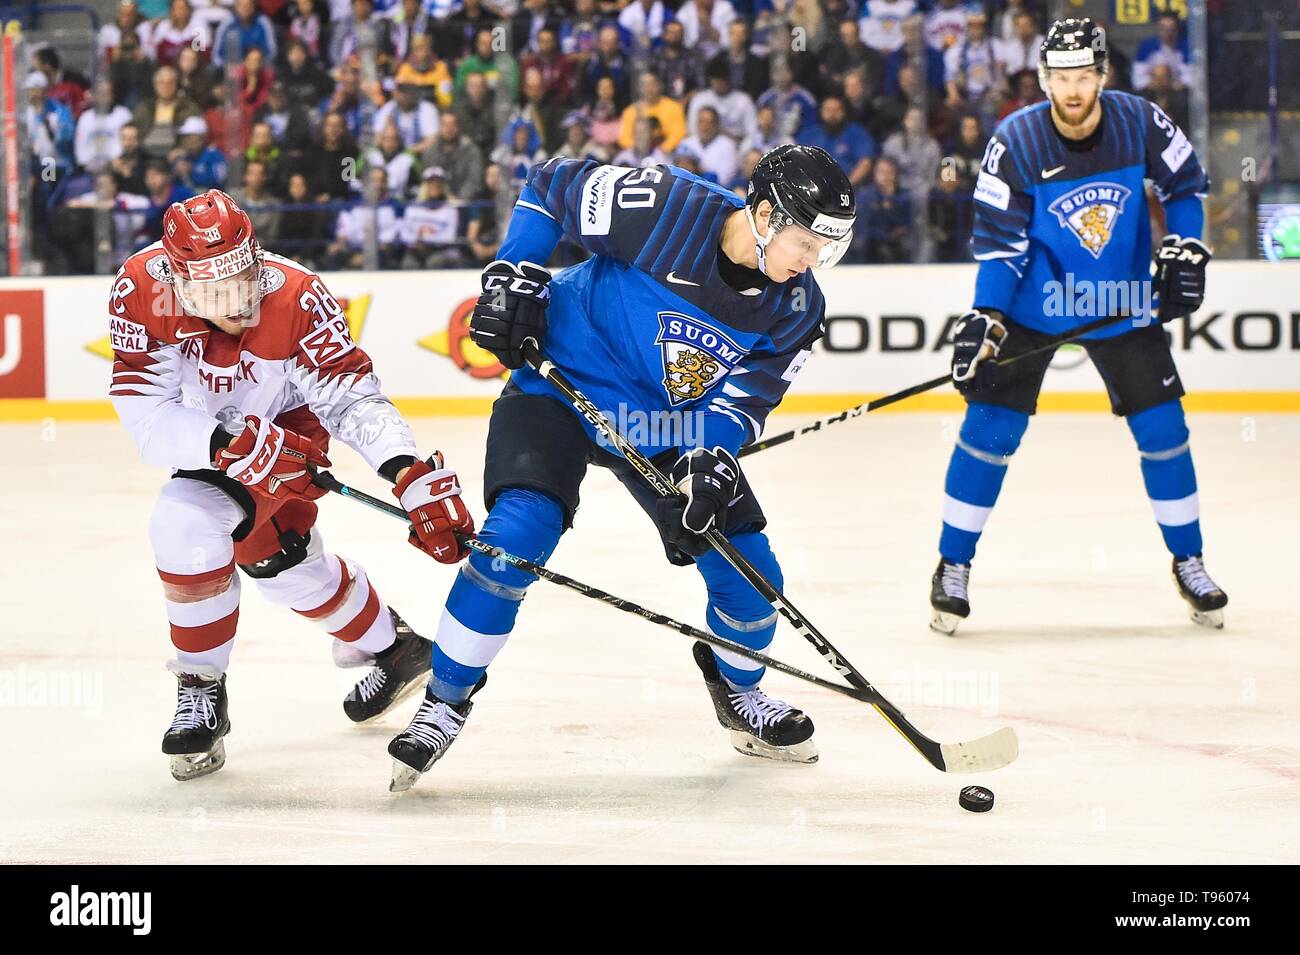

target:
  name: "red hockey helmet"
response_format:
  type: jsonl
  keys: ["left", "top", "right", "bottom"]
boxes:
{"left": 160, "top": 190, "right": 264, "bottom": 323}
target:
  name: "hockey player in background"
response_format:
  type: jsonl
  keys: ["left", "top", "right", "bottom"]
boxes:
{"left": 929, "top": 18, "right": 1229, "bottom": 634}
{"left": 387, "top": 146, "right": 856, "bottom": 790}
{"left": 108, "top": 190, "right": 475, "bottom": 780}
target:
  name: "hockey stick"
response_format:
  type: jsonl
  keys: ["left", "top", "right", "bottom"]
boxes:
{"left": 737, "top": 311, "right": 1134, "bottom": 458}
{"left": 523, "top": 342, "right": 1018, "bottom": 774}
{"left": 311, "top": 468, "right": 886, "bottom": 705}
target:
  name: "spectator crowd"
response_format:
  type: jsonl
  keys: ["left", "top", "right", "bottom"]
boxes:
{"left": 18, "top": 0, "right": 1196, "bottom": 272}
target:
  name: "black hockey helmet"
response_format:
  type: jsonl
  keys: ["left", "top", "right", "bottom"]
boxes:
{"left": 1039, "top": 17, "right": 1109, "bottom": 90}
{"left": 746, "top": 144, "right": 856, "bottom": 269}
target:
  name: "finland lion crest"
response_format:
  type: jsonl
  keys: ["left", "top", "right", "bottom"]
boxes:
{"left": 656, "top": 312, "right": 745, "bottom": 405}
{"left": 1048, "top": 182, "right": 1132, "bottom": 259}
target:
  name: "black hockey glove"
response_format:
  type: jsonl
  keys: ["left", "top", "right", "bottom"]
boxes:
{"left": 1153, "top": 235, "right": 1211, "bottom": 322}
{"left": 951, "top": 309, "right": 1008, "bottom": 393}
{"left": 654, "top": 446, "right": 740, "bottom": 559}
{"left": 470, "top": 259, "right": 551, "bottom": 369}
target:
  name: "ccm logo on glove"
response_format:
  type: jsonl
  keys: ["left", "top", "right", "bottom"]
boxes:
{"left": 393, "top": 453, "right": 476, "bottom": 564}
{"left": 214, "top": 415, "right": 330, "bottom": 499}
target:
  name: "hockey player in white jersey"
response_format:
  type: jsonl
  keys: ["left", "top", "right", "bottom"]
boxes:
{"left": 109, "top": 190, "right": 475, "bottom": 780}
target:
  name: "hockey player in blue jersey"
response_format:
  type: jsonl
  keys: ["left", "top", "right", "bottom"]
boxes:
{"left": 928, "top": 18, "right": 1229, "bottom": 635}
{"left": 387, "top": 145, "right": 857, "bottom": 790}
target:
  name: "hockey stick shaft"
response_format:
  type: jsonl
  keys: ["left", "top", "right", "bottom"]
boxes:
{"left": 737, "top": 311, "right": 1134, "bottom": 458}
{"left": 522, "top": 343, "right": 1003, "bottom": 773}
{"left": 311, "top": 469, "right": 883, "bottom": 705}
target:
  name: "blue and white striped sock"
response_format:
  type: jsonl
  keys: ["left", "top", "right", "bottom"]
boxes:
{"left": 938, "top": 403, "right": 1029, "bottom": 564}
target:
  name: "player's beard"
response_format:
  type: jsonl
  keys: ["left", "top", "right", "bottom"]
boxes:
{"left": 1051, "top": 86, "right": 1101, "bottom": 134}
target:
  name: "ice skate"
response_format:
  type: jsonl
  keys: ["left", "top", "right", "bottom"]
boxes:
{"left": 387, "top": 677, "right": 485, "bottom": 792}
{"left": 930, "top": 558, "right": 971, "bottom": 634}
{"left": 161, "top": 662, "right": 230, "bottom": 782}
{"left": 1173, "top": 555, "right": 1228, "bottom": 629}
{"left": 343, "top": 610, "right": 433, "bottom": 723}
{"left": 692, "top": 641, "right": 817, "bottom": 763}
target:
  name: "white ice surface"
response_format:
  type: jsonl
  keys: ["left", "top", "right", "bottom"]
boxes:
{"left": 1, "top": 414, "right": 1296, "bottom": 863}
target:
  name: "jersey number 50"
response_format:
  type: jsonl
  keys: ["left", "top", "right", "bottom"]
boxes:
{"left": 618, "top": 167, "right": 662, "bottom": 209}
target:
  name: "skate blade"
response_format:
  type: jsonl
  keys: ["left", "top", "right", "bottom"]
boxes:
{"left": 169, "top": 740, "right": 226, "bottom": 782}
{"left": 929, "top": 609, "right": 963, "bottom": 635}
{"left": 389, "top": 759, "right": 424, "bottom": 793}
{"left": 1190, "top": 608, "right": 1225, "bottom": 629}
{"left": 728, "top": 730, "right": 818, "bottom": 764}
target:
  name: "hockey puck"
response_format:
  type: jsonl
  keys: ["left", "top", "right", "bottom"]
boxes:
{"left": 959, "top": 785, "right": 994, "bottom": 813}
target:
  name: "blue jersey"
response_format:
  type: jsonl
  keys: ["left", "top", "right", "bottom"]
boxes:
{"left": 498, "top": 159, "right": 826, "bottom": 457}
{"left": 970, "top": 90, "right": 1209, "bottom": 337}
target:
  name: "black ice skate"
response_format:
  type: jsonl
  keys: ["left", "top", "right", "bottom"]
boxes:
{"left": 161, "top": 662, "right": 230, "bottom": 782}
{"left": 930, "top": 558, "right": 971, "bottom": 635}
{"left": 692, "top": 641, "right": 817, "bottom": 763}
{"left": 1173, "top": 555, "right": 1228, "bottom": 629}
{"left": 387, "top": 676, "right": 485, "bottom": 792}
{"left": 343, "top": 610, "right": 432, "bottom": 723}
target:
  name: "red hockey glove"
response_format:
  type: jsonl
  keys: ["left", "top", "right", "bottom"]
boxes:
{"left": 214, "top": 415, "right": 330, "bottom": 500}
{"left": 393, "top": 453, "right": 475, "bottom": 564}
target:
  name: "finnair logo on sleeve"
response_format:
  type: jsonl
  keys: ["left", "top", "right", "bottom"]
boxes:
{"left": 50, "top": 885, "right": 152, "bottom": 935}
{"left": 1162, "top": 128, "right": 1193, "bottom": 173}
{"left": 579, "top": 166, "right": 632, "bottom": 236}
{"left": 974, "top": 171, "right": 1011, "bottom": 211}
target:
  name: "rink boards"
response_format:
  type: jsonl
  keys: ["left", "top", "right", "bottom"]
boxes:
{"left": 1, "top": 262, "right": 1297, "bottom": 420}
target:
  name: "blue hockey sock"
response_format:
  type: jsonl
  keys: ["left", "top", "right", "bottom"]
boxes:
{"left": 1127, "top": 400, "right": 1202, "bottom": 558}
{"left": 938, "top": 402, "right": 1029, "bottom": 564}
{"left": 696, "top": 531, "right": 781, "bottom": 690}
{"left": 429, "top": 488, "right": 565, "bottom": 703}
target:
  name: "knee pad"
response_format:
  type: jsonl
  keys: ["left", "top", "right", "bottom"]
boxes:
{"left": 240, "top": 528, "right": 324, "bottom": 580}
{"left": 445, "top": 488, "right": 566, "bottom": 639}
{"left": 696, "top": 531, "right": 782, "bottom": 625}
{"left": 1127, "top": 399, "right": 1189, "bottom": 455}
{"left": 959, "top": 402, "right": 1030, "bottom": 460}
{"left": 463, "top": 487, "right": 566, "bottom": 597}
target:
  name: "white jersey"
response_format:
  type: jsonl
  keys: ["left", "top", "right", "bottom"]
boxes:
{"left": 108, "top": 244, "right": 417, "bottom": 473}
